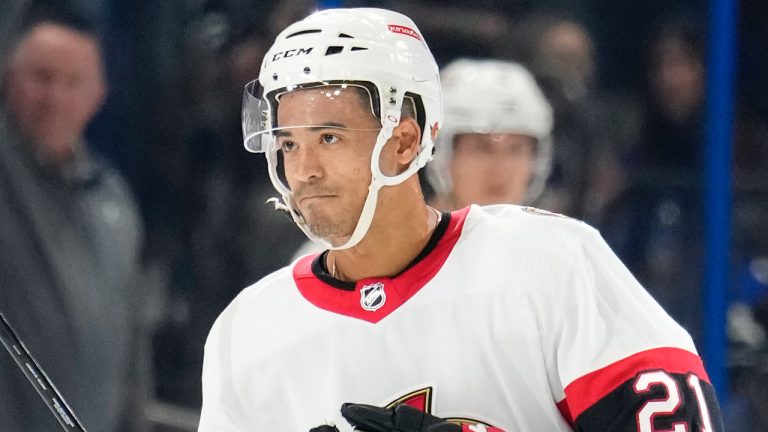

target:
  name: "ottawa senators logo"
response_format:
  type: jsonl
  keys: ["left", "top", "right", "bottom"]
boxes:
{"left": 386, "top": 387, "right": 501, "bottom": 429}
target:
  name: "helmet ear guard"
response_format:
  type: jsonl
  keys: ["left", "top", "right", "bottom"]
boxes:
{"left": 243, "top": 8, "right": 443, "bottom": 250}
{"left": 427, "top": 58, "right": 554, "bottom": 205}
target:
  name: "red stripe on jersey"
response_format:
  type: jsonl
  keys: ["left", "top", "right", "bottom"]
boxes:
{"left": 293, "top": 207, "right": 470, "bottom": 323}
{"left": 556, "top": 399, "right": 574, "bottom": 428}
{"left": 559, "top": 347, "right": 709, "bottom": 422}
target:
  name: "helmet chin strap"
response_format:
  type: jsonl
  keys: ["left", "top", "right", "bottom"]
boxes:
{"left": 268, "top": 108, "right": 425, "bottom": 251}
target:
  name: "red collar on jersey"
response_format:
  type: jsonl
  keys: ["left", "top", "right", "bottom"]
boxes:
{"left": 292, "top": 206, "right": 470, "bottom": 323}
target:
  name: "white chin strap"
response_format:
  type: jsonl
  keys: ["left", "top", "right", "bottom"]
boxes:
{"left": 268, "top": 109, "right": 427, "bottom": 250}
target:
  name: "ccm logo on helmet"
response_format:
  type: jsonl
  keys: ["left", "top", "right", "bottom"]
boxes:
{"left": 388, "top": 24, "right": 421, "bottom": 41}
{"left": 272, "top": 47, "right": 314, "bottom": 62}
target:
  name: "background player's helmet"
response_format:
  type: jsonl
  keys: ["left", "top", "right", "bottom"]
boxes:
{"left": 427, "top": 58, "right": 554, "bottom": 204}
{"left": 242, "top": 8, "right": 442, "bottom": 250}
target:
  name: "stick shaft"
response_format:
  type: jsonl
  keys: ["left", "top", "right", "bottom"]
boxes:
{"left": 0, "top": 312, "right": 87, "bottom": 431}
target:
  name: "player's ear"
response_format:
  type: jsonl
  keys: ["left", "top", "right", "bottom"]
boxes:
{"left": 392, "top": 116, "right": 421, "bottom": 166}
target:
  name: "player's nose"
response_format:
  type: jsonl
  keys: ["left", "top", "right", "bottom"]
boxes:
{"left": 291, "top": 142, "right": 325, "bottom": 183}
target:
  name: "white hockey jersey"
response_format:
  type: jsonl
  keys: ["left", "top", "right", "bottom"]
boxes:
{"left": 199, "top": 205, "right": 722, "bottom": 431}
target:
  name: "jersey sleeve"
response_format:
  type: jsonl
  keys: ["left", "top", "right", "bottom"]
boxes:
{"left": 198, "top": 312, "right": 245, "bottom": 432}
{"left": 535, "top": 223, "right": 724, "bottom": 431}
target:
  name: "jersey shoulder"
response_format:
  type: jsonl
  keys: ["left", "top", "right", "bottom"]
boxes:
{"left": 467, "top": 203, "right": 592, "bottom": 232}
{"left": 237, "top": 263, "right": 297, "bottom": 303}
{"left": 464, "top": 204, "right": 600, "bottom": 256}
{"left": 211, "top": 264, "right": 297, "bottom": 330}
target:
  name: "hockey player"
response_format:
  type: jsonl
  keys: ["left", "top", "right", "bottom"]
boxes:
{"left": 198, "top": 8, "right": 723, "bottom": 432}
{"left": 428, "top": 58, "right": 553, "bottom": 210}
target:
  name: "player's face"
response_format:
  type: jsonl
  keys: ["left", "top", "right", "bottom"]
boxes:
{"left": 450, "top": 133, "right": 536, "bottom": 207}
{"left": 4, "top": 23, "right": 106, "bottom": 164}
{"left": 277, "top": 87, "right": 381, "bottom": 244}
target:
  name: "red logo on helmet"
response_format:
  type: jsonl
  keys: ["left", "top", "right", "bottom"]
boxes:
{"left": 430, "top": 122, "right": 440, "bottom": 142}
{"left": 388, "top": 24, "right": 421, "bottom": 41}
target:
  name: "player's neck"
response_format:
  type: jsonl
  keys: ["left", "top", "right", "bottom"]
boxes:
{"left": 428, "top": 194, "right": 461, "bottom": 212}
{"left": 328, "top": 186, "right": 438, "bottom": 282}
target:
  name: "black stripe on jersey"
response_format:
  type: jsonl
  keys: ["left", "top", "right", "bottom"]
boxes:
{"left": 314, "top": 251, "right": 356, "bottom": 291}
{"left": 401, "top": 211, "right": 450, "bottom": 272}
{"left": 574, "top": 371, "right": 724, "bottom": 431}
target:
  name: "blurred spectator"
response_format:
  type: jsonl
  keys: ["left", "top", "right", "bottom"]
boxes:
{"left": 0, "top": 4, "right": 148, "bottom": 432}
{"left": 636, "top": 17, "right": 706, "bottom": 170}
{"left": 427, "top": 58, "right": 554, "bottom": 210}
{"left": 507, "top": 10, "right": 639, "bottom": 221}
{"left": 599, "top": 15, "right": 710, "bottom": 346}
{"left": 601, "top": 13, "right": 768, "bottom": 344}
{"left": 528, "top": 13, "right": 596, "bottom": 105}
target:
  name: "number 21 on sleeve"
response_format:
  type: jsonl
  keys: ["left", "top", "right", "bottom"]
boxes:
{"left": 633, "top": 370, "right": 714, "bottom": 432}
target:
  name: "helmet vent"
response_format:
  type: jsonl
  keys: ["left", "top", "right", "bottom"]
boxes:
{"left": 286, "top": 29, "right": 321, "bottom": 38}
{"left": 350, "top": 47, "right": 368, "bottom": 51}
{"left": 325, "top": 46, "right": 344, "bottom": 56}
{"left": 338, "top": 33, "right": 354, "bottom": 38}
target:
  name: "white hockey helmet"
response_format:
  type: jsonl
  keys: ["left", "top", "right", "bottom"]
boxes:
{"left": 427, "top": 58, "right": 554, "bottom": 204}
{"left": 242, "top": 8, "right": 442, "bottom": 250}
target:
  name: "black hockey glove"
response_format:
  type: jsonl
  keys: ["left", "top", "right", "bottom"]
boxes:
{"left": 340, "top": 403, "right": 461, "bottom": 432}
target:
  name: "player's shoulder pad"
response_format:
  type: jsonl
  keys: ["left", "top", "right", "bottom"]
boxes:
{"left": 212, "top": 264, "right": 295, "bottom": 324}
{"left": 467, "top": 205, "right": 615, "bottom": 284}
{"left": 473, "top": 203, "right": 583, "bottom": 225}
{"left": 204, "top": 264, "right": 294, "bottom": 343}
{"left": 519, "top": 206, "right": 572, "bottom": 219}
{"left": 517, "top": 205, "right": 603, "bottom": 242}
{"left": 470, "top": 204, "right": 595, "bottom": 244}
{"left": 236, "top": 264, "right": 294, "bottom": 301}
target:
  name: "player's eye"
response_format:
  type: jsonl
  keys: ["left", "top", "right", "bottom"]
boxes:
{"left": 321, "top": 134, "right": 340, "bottom": 145}
{"left": 279, "top": 139, "right": 296, "bottom": 153}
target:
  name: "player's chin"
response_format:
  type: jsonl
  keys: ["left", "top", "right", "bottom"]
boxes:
{"left": 306, "top": 217, "right": 342, "bottom": 239}
{"left": 309, "top": 220, "right": 358, "bottom": 247}
{"left": 302, "top": 206, "right": 357, "bottom": 239}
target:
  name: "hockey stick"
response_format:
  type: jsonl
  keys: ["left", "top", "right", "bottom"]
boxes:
{"left": 0, "top": 312, "right": 87, "bottom": 431}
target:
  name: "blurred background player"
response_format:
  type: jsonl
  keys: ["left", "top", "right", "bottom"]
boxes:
{"left": 427, "top": 58, "right": 553, "bottom": 211}
{"left": 0, "top": 4, "right": 151, "bottom": 431}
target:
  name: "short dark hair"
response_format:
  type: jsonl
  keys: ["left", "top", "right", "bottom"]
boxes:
{"left": 401, "top": 95, "right": 417, "bottom": 121}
